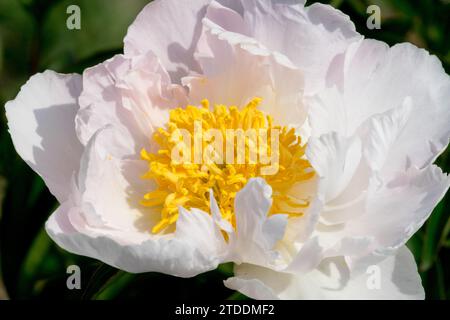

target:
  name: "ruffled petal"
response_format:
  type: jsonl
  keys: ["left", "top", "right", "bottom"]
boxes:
{"left": 315, "top": 164, "right": 449, "bottom": 256}
{"left": 185, "top": 16, "right": 305, "bottom": 126}
{"left": 307, "top": 132, "right": 362, "bottom": 202}
{"left": 225, "top": 178, "right": 288, "bottom": 267}
{"left": 123, "top": 0, "right": 211, "bottom": 83}
{"left": 5, "top": 71, "right": 83, "bottom": 202}
{"left": 76, "top": 52, "right": 186, "bottom": 156}
{"left": 46, "top": 127, "right": 226, "bottom": 276}
{"left": 355, "top": 165, "right": 450, "bottom": 252}
{"left": 309, "top": 40, "right": 450, "bottom": 172}
{"left": 225, "top": 246, "right": 424, "bottom": 299}
{"left": 206, "top": 0, "right": 360, "bottom": 95}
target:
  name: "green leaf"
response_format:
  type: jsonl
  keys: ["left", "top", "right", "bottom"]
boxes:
{"left": 39, "top": 0, "right": 150, "bottom": 72}
{"left": 81, "top": 263, "right": 118, "bottom": 300}
{"left": 407, "top": 230, "right": 424, "bottom": 264}
{"left": 217, "top": 262, "right": 234, "bottom": 277}
{"left": 439, "top": 214, "right": 450, "bottom": 246}
{"left": 92, "top": 271, "right": 136, "bottom": 300}
{"left": 0, "top": 176, "right": 6, "bottom": 220}
{"left": 435, "top": 259, "right": 447, "bottom": 300}
{"left": 329, "top": 0, "right": 344, "bottom": 9}
{"left": 420, "top": 201, "right": 446, "bottom": 272}
{"left": 227, "top": 291, "right": 249, "bottom": 300}
{"left": 17, "top": 227, "right": 58, "bottom": 297}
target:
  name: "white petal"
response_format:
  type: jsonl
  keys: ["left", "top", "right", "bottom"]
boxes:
{"left": 5, "top": 71, "right": 83, "bottom": 202}
{"left": 360, "top": 165, "right": 450, "bottom": 252}
{"left": 317, "top": 164, "right": 448, "bottom": 256}
{"left": 76, "top": 53, "right": 186, "bottom": 156}
{"left": 364, "top": 99, "right": 412, "bottom": 175}
{"left": 123, "top": 0, "right": 211, "bottom": 83}
{"left": 307, "top": 132, "right": 362, "bottom": 202}
{"left": 229, "top": 178, "right": 288, "bottom": 267}
{"left": 285, "top": 236, "right": 324, "bottom": 273}
{"left": 281, "top": 176, "right": 322, "bottom": 243}
{"left": 225, "top": 246, "right": 424, "bottom": 299}
{"left": 75, "top": 126, "right": 150, "bottom": 231}
{"left": 313, "top": 164, "right": 449, "bottom": 258}
{"left": 46, "top": 204, "right": 225, "bottom": 276}
{"left": 204, "top": 1, "right": 250, "bottom": 35}
{"left": 185, "top": 16, "right": 305, "bottom": 126}
{"left": 209, "top": 190, "right": 234, "bottom": 233}
{"left": 176, "top": 207, "right": 228, "bottom": 264}
{"left": 224, "top": 275, "right": 279, "bottom": 300}
{"left": 226, "top": 0, "right": 360, "bottom": 95}
{"left": 46, "top": 128, "right": 226, "bottom": 276}
{"left": 309, "top": 40, "right": 450, "bottom": 171}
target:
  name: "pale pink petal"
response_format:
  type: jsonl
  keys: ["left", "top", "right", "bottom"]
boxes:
{"left": 75, "top": 126, "right": 150, "bottom": 231}
{"left": 76, "top": 52, "right": 187, "bottom": 157}
{"left": 207, "top": 0, "right": 360, "bottom": 95}
{"left": 123, "top": 0, "right": 211, "bottom": 83}
{"left": 185, "top": 17, "right": 305, "bottom": 126}
{"left": 5, "top": 71, "right": 83, "bottom": 202}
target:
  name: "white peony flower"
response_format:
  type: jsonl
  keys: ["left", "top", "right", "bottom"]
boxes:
{"left": 5, "top": 0, "right": 450, "bottom": 299}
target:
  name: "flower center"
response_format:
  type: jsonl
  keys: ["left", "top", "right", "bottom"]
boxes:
{"left": 140, "top": 98, "right": 314, "bottom": 234}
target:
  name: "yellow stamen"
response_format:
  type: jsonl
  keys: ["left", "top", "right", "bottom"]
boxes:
{"left": 140, "top": 98, "right": 314, "bottom": 234}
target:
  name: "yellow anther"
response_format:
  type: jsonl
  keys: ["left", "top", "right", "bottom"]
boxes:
{"left": 140, "top": 98, "right": 314, "bottom": 233}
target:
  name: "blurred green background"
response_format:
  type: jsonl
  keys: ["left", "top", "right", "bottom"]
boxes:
{"left": 0, "top": 0, "right": 449, "bottom": 300}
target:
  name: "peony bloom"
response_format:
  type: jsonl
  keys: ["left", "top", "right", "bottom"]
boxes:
{"left": 5, "top": 0, "right": 450, "bottom": 299}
